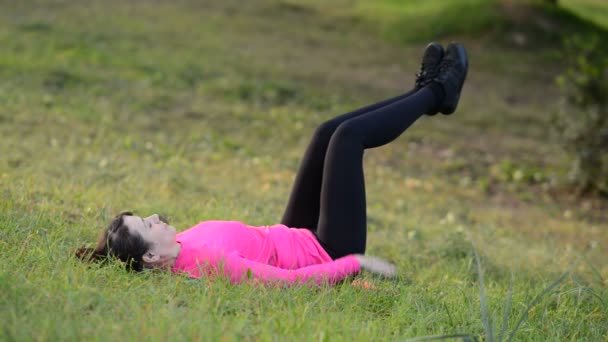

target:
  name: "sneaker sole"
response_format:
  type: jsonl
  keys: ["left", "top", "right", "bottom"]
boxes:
{"left": 442, "top": 44, "right": 469, "bottom": 115}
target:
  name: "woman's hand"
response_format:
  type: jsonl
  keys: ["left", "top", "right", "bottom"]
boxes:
{"left": 351, "top": 279, "right": 377, "bottom": 290}
{"left": 353, "top": 254, "right": 396, "bottom": 278}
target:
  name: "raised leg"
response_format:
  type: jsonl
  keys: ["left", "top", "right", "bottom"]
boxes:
{"left": 316, "top": 86, "right": 439, "bottom": 259}
{"left": 280, "top": 89, "right": 417, "bottom": 230}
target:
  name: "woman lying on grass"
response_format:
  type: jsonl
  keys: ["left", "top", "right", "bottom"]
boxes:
{"left": 76, "top": 42, "right": 469, "bottom": 286}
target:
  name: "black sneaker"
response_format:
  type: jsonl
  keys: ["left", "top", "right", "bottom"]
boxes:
{"left": 414, "top": 42, "right": 444, "bottom": 115}
{"left": 415, "top": 42, "right": 444, "bottom": 91}
{"left": 433, "top": 42, "right": 469, "bottom": 115}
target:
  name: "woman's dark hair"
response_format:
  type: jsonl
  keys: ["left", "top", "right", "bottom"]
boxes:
{"left": 75, "top": 212, "right": 151, "bottom": 272}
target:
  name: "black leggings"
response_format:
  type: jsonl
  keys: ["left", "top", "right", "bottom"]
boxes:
{"left": 280, "top": 86, "right": 438, "bottom": 259}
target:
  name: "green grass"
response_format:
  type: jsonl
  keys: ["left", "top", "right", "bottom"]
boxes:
{"left": 562, "top": 0, "right": 608, "bottom": 29}
{"left": 1, "top": 0, "right": 607, "bottom": 340}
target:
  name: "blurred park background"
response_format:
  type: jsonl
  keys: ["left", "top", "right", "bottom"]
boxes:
{"left": 1, "top": 0, "right": 607, "bottom": 340}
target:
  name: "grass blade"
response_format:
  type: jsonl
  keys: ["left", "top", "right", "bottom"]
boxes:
{"left": 497, "top": 273, "right": 514, "bottom": 342}
{"left": 506, "top": 272, "right": 569, "bottom": 342}
{"left": 474, "top": 248, "right": 494, "bottom": 342}
{"left": 404, "top": 333, "right": 478, "bottom": 341}
{"left": 583, "top": 255, "right": 605, "bottom": 285}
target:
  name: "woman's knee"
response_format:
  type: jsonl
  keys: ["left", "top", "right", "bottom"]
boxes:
{"left": 312, "top": 120, "right": 340, "bottom": 143}
{"left": 331, "top": 121, "right": 361, "bottom": 142}
{"left": 313, "top": 119, "right": 362, "bottom": 149}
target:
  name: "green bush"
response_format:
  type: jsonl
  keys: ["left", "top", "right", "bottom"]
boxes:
{"left": 554, "top": 35, "right": 608, "bottom": 194}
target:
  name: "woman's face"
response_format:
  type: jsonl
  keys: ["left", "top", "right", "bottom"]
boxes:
{"left": 122, "top": 214, "right": 179, "bottom": 264}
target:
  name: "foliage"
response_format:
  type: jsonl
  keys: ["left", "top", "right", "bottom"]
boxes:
{"left": 554, "top": 35, "right": 608, "bottom": 194}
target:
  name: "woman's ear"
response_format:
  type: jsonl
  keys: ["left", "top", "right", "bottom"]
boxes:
{"left": 142, "top": 251, "right": 160, "bottom": 264}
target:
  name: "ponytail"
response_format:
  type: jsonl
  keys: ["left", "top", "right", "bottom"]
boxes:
{"left": 74, "top": 245, "right": 107, "bottom": 262}
{"left": 74, "top": 227, "right": 111, "bottom": 263}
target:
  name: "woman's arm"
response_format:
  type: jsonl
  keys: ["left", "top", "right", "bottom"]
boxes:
{"left": 178, "top": 247, "right": 361, "bottom": 286}
{"left": 226, "top": 252, "right": 362, "bottom": 285}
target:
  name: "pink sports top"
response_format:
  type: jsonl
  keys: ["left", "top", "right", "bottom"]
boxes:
{"left": 171, "top": 221, "right": 361, "bottom": 285}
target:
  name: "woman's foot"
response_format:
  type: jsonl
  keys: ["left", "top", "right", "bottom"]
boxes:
{"left": 415, "top": 42, "right": 445, "bottom": 90}
{"left": 415, "top": 42, "right": 444, "bottom": 115}
{"left": 433, "top": 42, "right": 469, "bottom": 115}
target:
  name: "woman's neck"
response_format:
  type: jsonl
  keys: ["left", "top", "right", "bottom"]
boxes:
{"left": 166, "top": 241, "right": 182, "bottom": 267}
